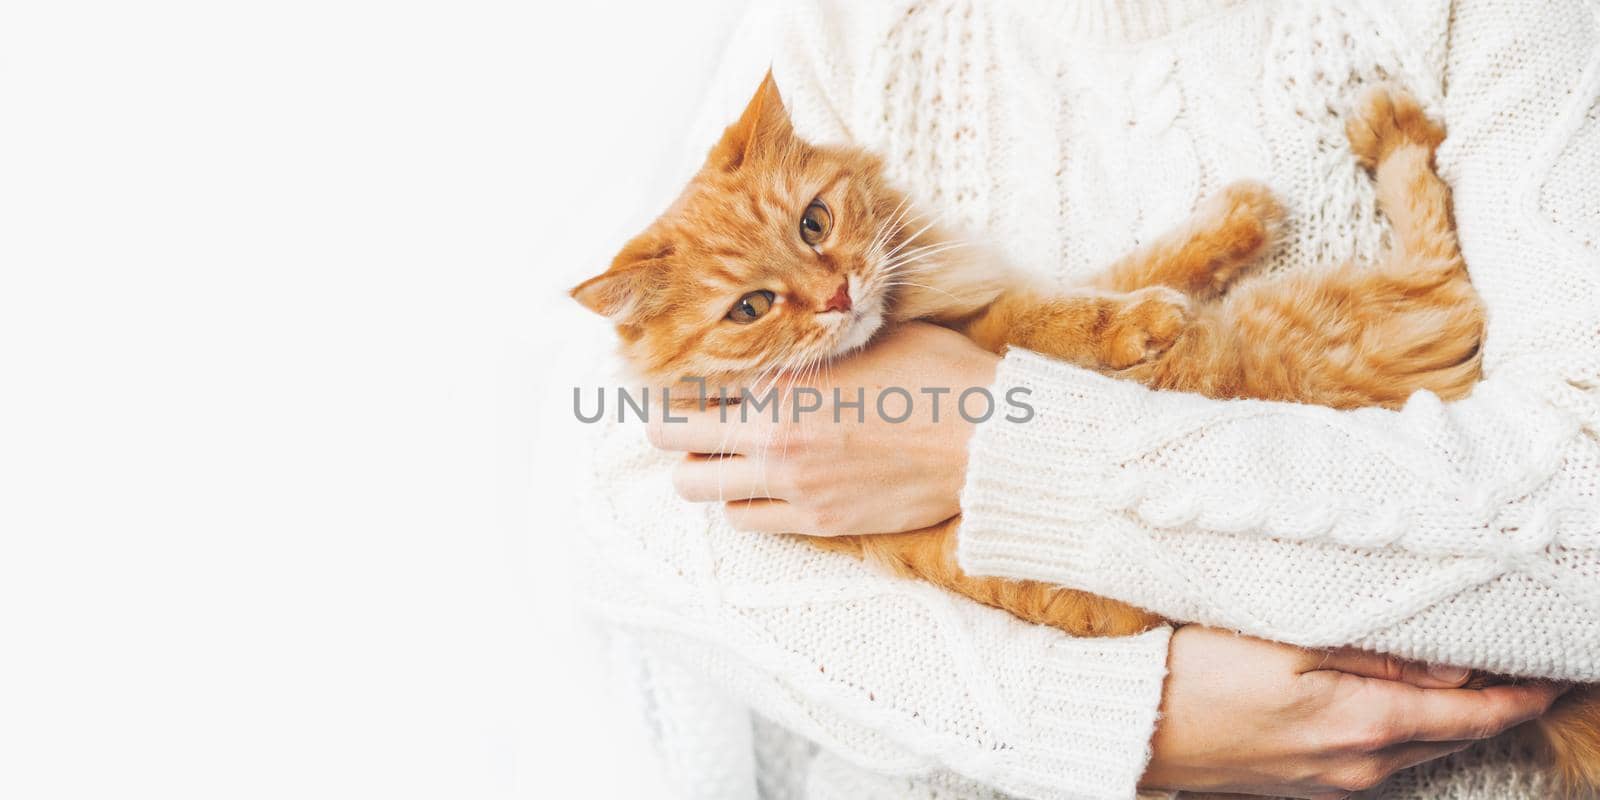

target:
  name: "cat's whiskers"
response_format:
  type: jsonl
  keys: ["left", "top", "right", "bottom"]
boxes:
{"left": 859, "top": 237, "right": 968, "bottom": 311}
{"left": 867, "top": 196, "right": 914, "bottom": 259}
{"left": 861, "top": 209, "right": 932, "bottom": 312}
{"left": 727, "top": 338, "right": 813, "bottom": 504}
{"left": 877, "top": 233, "right": 965, "bottom": 277}
{"left": 879, "top": 195, "right": 915, "bottom": 240}
{"left": 884, "top": 240, "right": 967, "bottom": 271}
{"left": 755, "top": 336, "right": 831, "bottom": 495}
{"left": 776, "top": 351, "right": 820, "bottom": 467}
{"left": 881, "top": 211, "right": 944, "bottom": 262}
{"left": 880, "top": 243, "right": 965, "bottom": 277}
{"left": 879, "top": 280, "right": 969, "bottom": 304}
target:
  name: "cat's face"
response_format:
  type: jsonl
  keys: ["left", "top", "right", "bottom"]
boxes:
{"left": 571, "top": 75, "right": 918, "bottom": 384}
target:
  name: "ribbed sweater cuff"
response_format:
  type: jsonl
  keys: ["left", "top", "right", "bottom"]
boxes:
{"left": 1008, "top": 627, "right": 1172, "bottom": 799}
{"left": 958, "top": 349, "right": 1150, "bottom": 587}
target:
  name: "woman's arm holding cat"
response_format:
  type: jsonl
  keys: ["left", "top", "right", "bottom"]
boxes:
{"left": 592, "top": 403, "right": 1559, "bottom": 799}
{"left": 956, "top": 0, "right": 1600, "bottom": 679}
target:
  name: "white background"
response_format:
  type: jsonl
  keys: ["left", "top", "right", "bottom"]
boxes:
{"left": 0, "top": 1, "right": 754, "bottom": 797}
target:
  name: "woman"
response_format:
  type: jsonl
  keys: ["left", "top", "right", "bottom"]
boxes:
{"left": 581, "top": 0, "right": 1597, "bottom": 796}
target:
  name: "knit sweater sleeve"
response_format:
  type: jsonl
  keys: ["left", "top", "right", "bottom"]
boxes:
{"left": 957, "top": 0, "right": 1600, "bottom": 682}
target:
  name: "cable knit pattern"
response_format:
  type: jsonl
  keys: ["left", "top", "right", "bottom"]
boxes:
{"left": 580, "top": 0, "right": 1600, "bottom": 798}
{"left": 958, "top": 0, "right": 1600, "bottom": 687}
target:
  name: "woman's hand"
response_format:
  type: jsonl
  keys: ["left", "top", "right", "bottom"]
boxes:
{"left": 647, "top": 322, "right": 998, "bottom": 535}
{"left": 1141, "top": 626, "right": 1567, "bottom": 799}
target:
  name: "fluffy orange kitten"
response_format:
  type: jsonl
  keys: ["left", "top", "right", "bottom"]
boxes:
{"left": 573, "top": 75, "right": 1598, "bottom": 791}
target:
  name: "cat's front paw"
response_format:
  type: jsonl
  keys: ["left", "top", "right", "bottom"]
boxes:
{"left": 1103, "top": 287, "right": 1189, "bottom": 369}
{"left": 1345, "top": 84, "right": 1446, "bottom": 172}
{"left": 1198, "top": 180, "right": 1285, "bottom": 291}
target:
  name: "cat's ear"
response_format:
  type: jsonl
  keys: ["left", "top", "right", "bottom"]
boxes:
{"left": 571, "top": 234, "right": 673, "bottom": 321}
{"left": 707, "top": 70, "right": 794, "bottom": 172}
{"left": 570, "top": 267, "right": 648, "bottom": 321}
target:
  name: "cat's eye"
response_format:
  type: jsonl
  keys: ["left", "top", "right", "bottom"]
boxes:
{"left": 727, "top": 290, "right": 775, "bottom": 324}
{"left": 799, "top": 200, "right": 832, "bottom": 246}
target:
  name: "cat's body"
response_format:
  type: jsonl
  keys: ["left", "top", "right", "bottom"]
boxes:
{"left": 574, "top": 76, "right": 1599, "bottom": 792}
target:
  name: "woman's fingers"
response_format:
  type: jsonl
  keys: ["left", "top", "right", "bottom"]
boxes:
{"left": 1395, "top": 681, "right": 1565, "bottom": 742}
{"left": 677, "top": 465, "right": 841, "bottom": 533}
{"left": 646, "top": 405, "right": 779, "bottom": 455}
{"left": 1292, "top": 739, "right": 1473, "bottom": 799}
{"left": 671, "top": 455, "right": 781, "bottom": 502}
{"left": 1377, "top": 739, "right": 1476, "bottom": 776}
{"left": 721, "top": 498, "right": 800, "bottom": 533}
{"left": 1307, "top": 647, "right": 1472, "bottom": 689}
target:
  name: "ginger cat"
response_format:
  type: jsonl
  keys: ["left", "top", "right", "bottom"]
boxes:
{"left": 572, "top": 75, "right": 1599, "bottom": 792}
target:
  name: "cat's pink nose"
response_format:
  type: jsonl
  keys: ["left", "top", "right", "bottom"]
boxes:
{"left": 822, "top": 281, "right": 852, "bottom": 313}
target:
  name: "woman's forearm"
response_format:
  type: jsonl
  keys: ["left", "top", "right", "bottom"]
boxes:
{"left": 956, "top": 352, "right": 1600, "bottom": 679}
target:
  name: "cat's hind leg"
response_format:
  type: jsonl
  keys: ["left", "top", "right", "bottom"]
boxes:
{"left": 1093, "top": 180, "right": 1286, "bottom": 299}
{"left": 810, "top": 522, "right": 1167, "bottom": 638}
{"left": 1120, "top": 87, "right": 1484, "bottom": 408}
{"left": 1344, "top": 84, "right": 1485, "bottom": 402}
{"left": 1346, "top": 84, "right": 1456, "bottom": 265}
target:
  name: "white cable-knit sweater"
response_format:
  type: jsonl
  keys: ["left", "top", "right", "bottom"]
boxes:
{"left": 578, "top": 1, "right": 1600, "bottom": 798}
